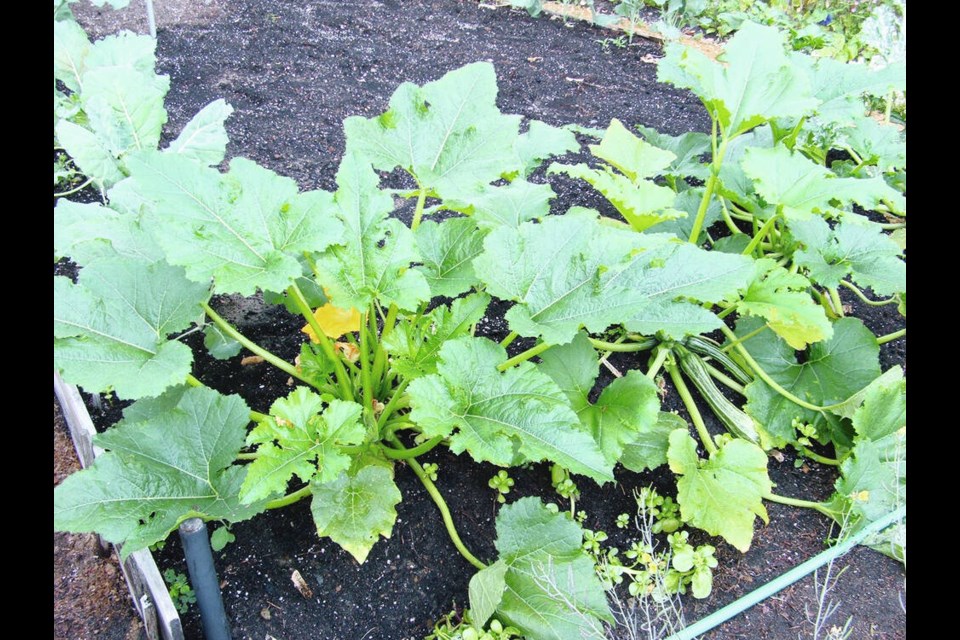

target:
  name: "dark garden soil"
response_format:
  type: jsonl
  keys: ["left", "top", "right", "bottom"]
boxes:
{"left": 56, "top": 1, "right": 907, "bottom": 639}
{"left": 54, "top": 401, "right": 146, "bottom": 640}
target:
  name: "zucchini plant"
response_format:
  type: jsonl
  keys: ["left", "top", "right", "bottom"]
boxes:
{"left": 53, "top": 16, "right": 905, "bottom": 639}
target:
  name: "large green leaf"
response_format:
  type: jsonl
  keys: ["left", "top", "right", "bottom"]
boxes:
{"left": 408, "top": 337, "right": 613, "bottom": 483}
{"left": 164, "top": 99, "right": 234, "bottom": 166}
{"left": 474, "top": 209, "right": 643, "bottom": 344}
{"left": 54, "top": 257, "right": 209, "bottom": 399}
{"left": 127, "top": 152, "right": 341, "bottom": 296}
{"left": 739, "top": 317, "right": 881, "bottom": 445}
{"left": 469, "top": 561, "right": 508, "bottom": 627}
{"left": 344, "top": 62, "right": 523, "bottom": 199}
{"left": 538, "top": 332, "right": 660, "bottom": 467}
{"left": 734, "top": 258, "right": 833, "bottom": 349}
{"left": 54, "top": 199, "right": 164, "bottom": 265}
{"left": 742, "top": 145, "right": 905, "bottom": 219}
{"left": 634, "top": 125, "right": 711, "bottom": 181}
{"left": 414, "top": 217, "right": 485, "bottom": 297}
{"left": 480, "top": 498, "right": 612, "bottom": 640}
{"left": 790, "top": 215, "right": 906, "bottom": 296}
{"left": 474, "top": 209, "right": 753, "bottom": 344}
{"left": 313, "top": 153, "right": 430, "bottom": 311}
{"left": 53, "top": 18, "right": 91, "bottom": 92}
{"left": 310, "top": 459, "right": 402, "bottom": 564}
{"left": 82, "top": 66, "right": 169, "bottom": 157}
{"left": 446, "top": 179, "right": 555, "bottom": 231}
{"left": 841, "top": 115, "right": 906, "bottom": 173}
{"left": 621, "top": 412, "right": 687, "bottom": 473}
{"left": 548, "top": 163, "right": 683, "bottom": 233}
{"left": 240, "top": 389, "right": 365, "bottom": 503}
{"left": 589, "top": 119, "right": 677, "bottom": 182}
{"left": 657, "top": 22, "right": 817, "bottom": 137}
{"left": 54, "top": 387, "right": 266, "bottom": 555}
{"left": 795, "top": 55, "right": 905, "bottom": 125}
{"left": 549, "top": 119, "right": 684, "bottom": 232}
{"left": 620, "top": 239, "right": 755, "bottom": 339}
{"left": 55, "top": 119, "right": 126, "bottom": 187}
{"left": 668, "top": 430, "right": 771, "bottom": 552}
{"left": 513, "top": 120, "right": 579, "bottom": 178}
{"left": 382, "top": 292, "right": 491, "bottom": 380}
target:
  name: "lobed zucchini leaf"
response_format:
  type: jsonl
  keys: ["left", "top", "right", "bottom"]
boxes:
{"left": 127, "top": 152, "right": 341, "bottom": 296}
{"left": 469, "top": 498, "right": 612, "bottom": 639}
{"left": 312, "top": 153, "right": 430, "bottom": 311}
{"left": 53, "top": 257, "right": 209, "bottom": 399}
{"left": 345, "top": 62, "right": 521, "bottom": 199}
{"left": 657, "top": 22, "right": 817, "bottom": 138}
{"left": 538, "top": 332, "right": 660, "bottom": 468}
{"left": 474, "top": 208, "right": 753, "bottom": 345}
{"left": 742, "top": 144, "right": 905, "bottom": 219}
{"left": 239, "top": 388, "right": 366, "bottom": 504}
{"left": 408, "top": 337, "right": 613, "bottom": 483}
{"left": 734, "top": 258, "right": 833, "bottom": 349}
{"left": 53, "top": 387, "right": 267, "bottom": 557}
{"left": 668, "top": 430, "right": 772, "bottom": 552}
{"left": 737, "top": 317, "right": 881, "bottom": 446}
{"left": 414, "top": 217, "right": 485, "bottom": 297}
{"left": 310, "top": 458, "right": 402, "bottom": 564}
{"left": 789, "top": 215, "right": 906, "bottom": 297}
{"left": 549, "top": 119, "right": 684, "bottom": 232}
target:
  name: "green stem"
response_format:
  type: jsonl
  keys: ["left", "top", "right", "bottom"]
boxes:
{"left": 376, "top": 380, "right": 411, "bottom": 429}
{"left": 716, "top": 304, "right": 736, "bottom": 320}
{"left": 839, "top": 281, "right": 899, "bottom": 307}
{"left": 689, "top": 173, "right": 719, "bottom": 246}
{"left": 878, "top": 222, "right": 906, "bottom": 230}
{"left": 645, "top": 346, "right": 670, "bottom": 380}
{"left": 287, "top": 283, "right": 353, "bottom": 400}
{"left": 236, "top": 452, "right": 258, "bottom": 461}
{"left": 386, "top": 435, "right": 486, "bottom": 570}
{"left": 666, "top": 359, "right": 717, "bottom": 455}
{"left": 187, "top": 373, "right": 268, "bottom": 421}
{"left": 877, "top": 328, "right": 906, "bottom": 345}
{"left": 764, "top": 492, "right": 834, "bottom": 518}
{"left": 588, "top": 337, "right": 657, "bottom": 352}
{"left": 497, "top": 341, "right": 552, "bottom": 371}
{"left": 798, "top": 446, "right": 840, "bottom": 466}
{"left": 719, "top": 198, "right": 744, "bottom": 236}
{"left": 704, "top": 362, "right": 745, "bottom": 395}
{"left": 718, "top": 325, "right": 834, "bottom": 412}
{"left": 828, "top": 287, "right": 845, "bottom": 318}
{"left": 360, "top": 308, "right": 375, "bottom": 410}
{"left": 688, "top": 131, "right": 728, "bottom": 246}
{"left": 265, "top": 485, "right": 312, "bottom": 510}
{"left": 201, "top": 301, "right": 308, "bottom": 385}
{"left": 379, "top": 435, "right": 443, "bottom": 459}
{"left": 500, "top": 331, "right": 519, "bottom": 348}
{"left": 54, "top": 178, "right": 93, "bottom": 198}
{"left": 411, "top": 187, "right": 428, "bottom": 231}
{"left": 720, "top": 324, "right": 768, "bottom": 353}
{"left": 742, "top": 213, "right": 781, "bottom": 257}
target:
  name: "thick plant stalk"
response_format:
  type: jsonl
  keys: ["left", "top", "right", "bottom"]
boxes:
{"left": 286, "top": 282, "right": 354, "bottom": 399}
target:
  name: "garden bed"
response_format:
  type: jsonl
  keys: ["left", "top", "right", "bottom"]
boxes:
{"left": 58, "top": 1, "right": 906, "bottom": 639}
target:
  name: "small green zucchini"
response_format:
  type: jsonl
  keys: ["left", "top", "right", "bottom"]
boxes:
{"left": 676, "top": 346, "right": 762, "bottom": 446}
{"left": 683, "top": 335, "right": 753, "bottom": 386}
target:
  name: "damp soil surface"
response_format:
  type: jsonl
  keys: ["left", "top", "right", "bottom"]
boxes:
{"left": 58, "top": 1, "right": 907, "bottom": 639}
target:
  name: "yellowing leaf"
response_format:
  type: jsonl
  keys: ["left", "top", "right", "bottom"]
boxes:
{"left": 301, "top": 303, "right": 361, "bottom": 341}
